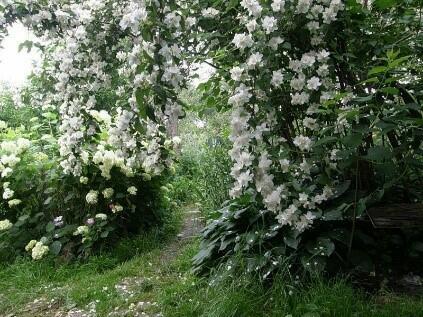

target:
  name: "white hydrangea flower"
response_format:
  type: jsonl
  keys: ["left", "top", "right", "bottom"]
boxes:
{"left": 307, "top": 76, "right": 322, "bottom": 90}
{"left": 303, "top": 117, "right": 319, "bottom": 130}
{"left": 291, "top": 92, "right": 310, "bottom": 105}
{"left": 279, "top": 159, "right": 290, "bottom": 173}
{"left": 25, "top": 239, "right": 37, "bottom": 252}
{"left": 127, "top": 186, "right": 137, "bottom": 195}
{"left": 271, "top": 70, "right": 284, "bottom": 86}
{"left": 230, "top": 66, "right": 244, "bottom": 82}
{"left": 74, "top": 225, "right": 89, "bottom": 236}
{"left": 271, "top": 0, "right": 286, "bottom": 12}
{"left": 111, "top": 204, "right": 123, "bottom": 213}
{"left": 102, "top": 188, "right": 114, "bottom": 199}
{"left": 95, "top": 213, "right": 107, "bottom": 220}
{"left": 86, "top": 190, "right": 98, "bottom": 204}
{"left": 0, "top": 219, "right": 12, "bottom": 231}
{"left": 246, "top": 52, "right": 263, "bottom": 69}
{"left": 240, "top": 0, "right": 263, "bottom": 17}
{"left": 232, "top": 33, "right": 254, "bottom": 50}
{"left": 262, "top": 16, "right": 278, "bottom": 34}
{"left": 201, "top": 7, "right": 219, "bottom": 18}
{"left": 31, "top": 242, "right": 49, "bottom": 260}
{"left": 2, "top": 188, "right": 14, "bottom": 199}
{"left": 8, "top": 199, "right": 22, "bottom": 207}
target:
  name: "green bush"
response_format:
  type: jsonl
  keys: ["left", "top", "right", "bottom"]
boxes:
{"left": 0, "top": 105, "right": 172, "bottom": 262}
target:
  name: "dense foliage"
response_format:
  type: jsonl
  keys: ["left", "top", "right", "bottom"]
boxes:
{"left": 0, "top": 0, "right": 184, "bottom": 260}
{"left": 0, "top": 0, "right": 422, "bottom": 281}
{"left": 169, "top": 90, "right": 232, "bottom": 214}
{"left": 192, "top": 0, "right": 423, "bottom": 277}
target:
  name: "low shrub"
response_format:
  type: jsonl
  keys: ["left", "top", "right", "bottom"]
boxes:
{"left": 0, "top": 109, "right": 174, "bottom": 262}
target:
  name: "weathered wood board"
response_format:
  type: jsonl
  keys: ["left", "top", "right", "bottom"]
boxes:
{"left": 367, "top": 203, "right": 423, "bottom": 228}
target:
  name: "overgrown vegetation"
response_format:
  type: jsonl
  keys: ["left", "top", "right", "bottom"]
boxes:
{"left": 169, "top": 101, "right": 232, "bottom": 215}
{"left": 0, "top": 0, "right": 422, "bottom": 316}
{"left": 1, "top": 224, "right": 423, "bottom": 316}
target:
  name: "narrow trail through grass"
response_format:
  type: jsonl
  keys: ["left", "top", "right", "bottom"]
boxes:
{"left": 0, "top": 205, "right": 204, "bottom": 317}
{"left": 1, "top": 206, "right": 423, "bottom": 317}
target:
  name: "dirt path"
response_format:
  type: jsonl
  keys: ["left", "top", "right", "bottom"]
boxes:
{"left": 7, "top": 207, "right": 205, "bottom": 317}
{"left": 158, "top": 208, "right": 204, "bottom": 265}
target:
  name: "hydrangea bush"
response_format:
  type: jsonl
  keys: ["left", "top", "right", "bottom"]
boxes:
{"left": 0, "top": 0, "right": 186, "bottom": 261}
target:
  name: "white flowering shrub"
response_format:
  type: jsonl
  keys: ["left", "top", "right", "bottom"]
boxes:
{"left": 192, "top": 0, "right": 423, "bottom": 276}
{"left": 0, "top": 0, "right": 185, "bottom": 261}
{"left": 1, "top": 0, "right": 422, "bottom": 276}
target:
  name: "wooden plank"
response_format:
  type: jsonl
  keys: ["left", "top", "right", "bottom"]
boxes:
{"left": 367, "top": 203, "right": 423, "bottom": 228}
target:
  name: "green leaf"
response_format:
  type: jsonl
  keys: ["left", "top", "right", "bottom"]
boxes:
{"left": 284, "top": 230, "right": 300, "bottom": 249}
{"left": 301, "top": 255, "right": 326, "bottom": 273}
{"left": 368, "top": 66, "right": 387, "bottom": 75}
{"left": 50, "top": 241, "right": 62, "bottom": 255}
{"left": 313, "top": 136, "right": 338, "bottom": 147}
{"left": 375, "top": 120, "right": 396, "bottom": 133}
{"left": 341, "top": 134, "right": 363, "bottom": 147}
{"left": 379, "top": 87, "right": 399, "bottom": 95}
{"left": 332, "top": 181, "right": 351, "bottom": 199}
{"left": 323, "top": 205, "right": 346, "bottom": 221}
{"left": 306, "top": 237, "right": 335, "bottom": 257}
{"left": 18, "top": 40, "right": 33, "bottom": 53}
{"left": 44, "top": 196, "right": 52, "bottom": 205}
{"left": 135, "top": 88, "right": 148, "bottom": 119}
{"left": 363, "top": 146, "right": 392, "bottom": 161}
{"left": 374, "top": 0, "right": 397, "bottom": 9}
{"left": 46, "top": 222, "right": 55, "bottom": 233}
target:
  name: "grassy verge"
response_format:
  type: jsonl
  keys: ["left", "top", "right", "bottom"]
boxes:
{"left": 0, "top": 210, "right": 422, "bottom": 316}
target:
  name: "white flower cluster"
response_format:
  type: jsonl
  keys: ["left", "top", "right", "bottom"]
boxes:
{"left": 0, "top": 219, "right": 12, "bottom": 231}
{"left": 225, "top": 0, "right": 345, "bottom": 234}
{"left": 0, "top": 137, "right": 31, "bottom": 205}
{"left": 25, "top": 240, "right": 49, "bottom": 260}
{"left": 0, "top": 1, "right": 185, "bottom": 245}
{"left": 0, "top": 1, "right": 181, "bottom": 182}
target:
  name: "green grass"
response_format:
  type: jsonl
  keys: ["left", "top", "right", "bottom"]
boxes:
{"left": 0, "top": 210, "right": 422, "bottom": 316}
